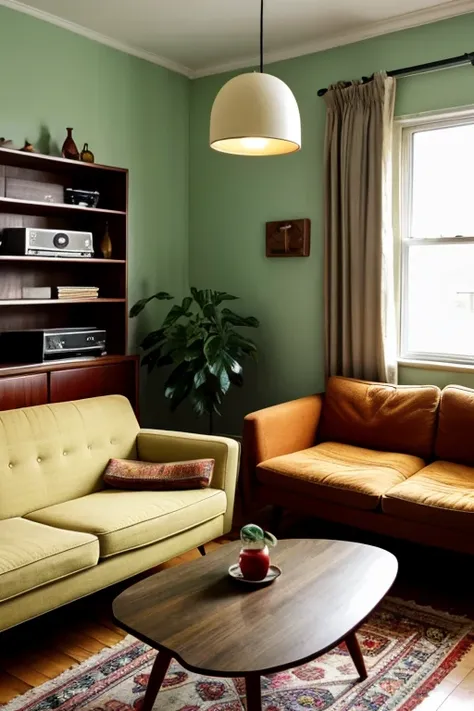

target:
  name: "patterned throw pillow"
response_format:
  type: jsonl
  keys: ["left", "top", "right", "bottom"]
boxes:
{"left": 103, "top": 458, "right": 214, "bottom": 490}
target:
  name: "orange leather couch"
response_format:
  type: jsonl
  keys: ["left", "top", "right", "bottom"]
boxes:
{"left": 242, "top": 376, "right": 474, "bottom": 554}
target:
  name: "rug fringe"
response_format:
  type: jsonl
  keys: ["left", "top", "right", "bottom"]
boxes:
{"left": 385, "top": 596, "right": 474, "bottom": 624}
{"left": 2, "top": 635, "right": 143, "bottom": 711}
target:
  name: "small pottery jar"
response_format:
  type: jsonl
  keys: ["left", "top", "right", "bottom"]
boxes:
{"left": 80, "top": 143, "right": 95, "bottom": 163}
{"left": 62, "top": 128, "right": 79, "bottom": 160}
{"left": 239, "top": 524, "right": 277, "bottom": 581}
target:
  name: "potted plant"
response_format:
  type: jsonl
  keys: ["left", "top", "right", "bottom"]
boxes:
{"left": 130, "top": 288, "right": 259, "bottom": 433}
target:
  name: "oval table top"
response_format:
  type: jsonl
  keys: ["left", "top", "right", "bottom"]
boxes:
{"left": 113, "top": 539, "right": 397, "bottom": 676}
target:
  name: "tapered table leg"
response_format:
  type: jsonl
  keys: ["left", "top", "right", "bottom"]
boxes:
{"left": 141, "top": 650, "right": 173, "bottom": 711}
{"left": 245, "top": 673, "right": 262, "bottom": 711}
{"left": 345, "top": 631, "right": 368, "bottom": 681}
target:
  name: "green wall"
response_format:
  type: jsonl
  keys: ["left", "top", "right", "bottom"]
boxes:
{"left": 0, "top": 5, "right": 189, "bottom": 426}
{"left": 2, "top": 5, "right": 474, "bottom": 434}
{"left": 189, "top": 13, "right": 474, "bottom": 433}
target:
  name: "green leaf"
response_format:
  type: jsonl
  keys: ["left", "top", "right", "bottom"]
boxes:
{"left": 190, "top": 391, "right": 208, "bottom": 417}
{"left": 221, "top": 309, "right": 260, "bottom": 328}
{"left": 162, "top": 304, "right": 186, "bottom": 329}
{"left": 142, "top": 350, "right": 173, "bottom": 373}
{"left": 222, "top": 351, "right": 243, "bottom": 375}
{"left": 129, "top": 291, "right": 173, "bottom": 318}
{"left": 204, "top": 334, "right": 222, "bottom": 364}
{"left": 227, "top": 331, "right": 257, "bottom": 358}
{"left": 139, "top": 329, "right": 166, "bottom": 351}
{"left": 164, "top": 361, "right": 189, "bottom": 388}
{"left": 181, "top": 296, "right": 193, "bottom": 312}
{"left": 208, "top": 355, "right": 225, "bottom": 377}
{"left": 218, "top": 368, "right": 231, "bottom": 394}
{"left": 190, "top": 287, "right": 206, "bottom": 309}
{"left": 164, "top": 363, "right": 194, "bottom": 411}
{"left": 212, "top": 291, "right": 239, "bottom": 306}
{"left": 194, "top": 368, "right": 208, "bottom": 389}
{"left": 203, "top": 303, "right": 218, "bottom": 321}
{"left": 228, "top": 333, "right": 258, "bottom": 354}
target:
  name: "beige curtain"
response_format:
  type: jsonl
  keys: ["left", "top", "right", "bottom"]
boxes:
{"left": 324, "top": 72, "right": 397, "bottom": 383}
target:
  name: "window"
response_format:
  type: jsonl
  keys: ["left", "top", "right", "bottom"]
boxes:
{"left": 399, "top": 112, "right": 474, "bottom": 365}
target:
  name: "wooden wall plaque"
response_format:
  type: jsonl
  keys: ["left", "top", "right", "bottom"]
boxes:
{"left": 266, "top": 219, "right": 311, "bottom": 257}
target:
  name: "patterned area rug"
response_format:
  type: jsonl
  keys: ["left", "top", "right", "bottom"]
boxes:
{"left": 3, "top": 598, "right": 473, "bottom": 711}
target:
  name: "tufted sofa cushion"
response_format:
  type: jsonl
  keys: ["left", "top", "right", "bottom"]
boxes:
{"left": 0, "top": 518, "right": 99, "bottom": 602}
{"left": 26, "top": 488, "right": 227, "bottom": 558}
{"left": 0, "top": 395, "right": 139, "bottom": 520}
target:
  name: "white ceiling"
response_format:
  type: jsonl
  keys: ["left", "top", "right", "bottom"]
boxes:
{"left": 2, "top": 0, "right": 474, "bottom": 77}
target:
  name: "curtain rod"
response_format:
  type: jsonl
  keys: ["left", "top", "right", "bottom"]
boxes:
{"left": 317, "top": 51, "right": 474, "bottom": 97}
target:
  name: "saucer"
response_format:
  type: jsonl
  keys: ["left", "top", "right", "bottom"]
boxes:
{"left": 228, "top": 563, "right": 282, "bottom": 585}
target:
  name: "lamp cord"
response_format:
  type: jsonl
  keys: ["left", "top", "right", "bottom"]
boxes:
{"left": 260, "top": 0, "right": 264, "bottom": 73}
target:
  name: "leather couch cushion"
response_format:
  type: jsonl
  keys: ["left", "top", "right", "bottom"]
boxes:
{"left": 26, "top": 488, "right": 227, "bottom": 558}
{"left": 257, "top": 442, "right": 425, "bottom": 510}
{"left": 435, "top": 385, "right": 474, "bottom": 465}
{"left": 319, "top": 376, "right": 440, "bottom": 459}
{"left": 0, "top": 395, "right": 139, "bottom": 520}
{"left": 0, "top": 518, "right": 99, "bottom": 602}
{"left": 382, "top": 461, "right": 474, "bottom": 530}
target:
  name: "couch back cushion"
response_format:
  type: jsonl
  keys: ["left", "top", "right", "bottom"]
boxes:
{"left": 319, "top": 376, "right": 440, "bottom": 459}
{"left": 435, "top": 385, "right": 474, "bottom": 465}
{"left": 0, "top": 395, "right": 139, "bottom": 520}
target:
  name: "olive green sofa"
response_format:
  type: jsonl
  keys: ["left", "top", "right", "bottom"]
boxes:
{"left": 0, "top": 395, "right": 239, "bottom": 632}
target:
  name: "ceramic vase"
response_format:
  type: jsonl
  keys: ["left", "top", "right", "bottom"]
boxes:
{"left": 80, "top": 143, "right": 95, "bottom": 163}
{"left": 62, "top": 128, "right": 79, "bottom": 160}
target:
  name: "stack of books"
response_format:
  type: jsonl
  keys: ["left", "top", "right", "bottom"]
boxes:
{"left": 56, "top": 286, "right": 99, "bottom": 301}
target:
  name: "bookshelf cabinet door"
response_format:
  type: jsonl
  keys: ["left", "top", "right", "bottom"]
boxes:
{"left": 50, "top": 361, "right": 137, "bottom": 411}
{"left": 0, "top": 374, "right": 48, "bottom": 410}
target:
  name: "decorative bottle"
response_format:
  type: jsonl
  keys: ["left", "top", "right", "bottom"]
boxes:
{"left": 62, "top": 128, "right": 79, "bottom": 160}
{"left": 100, "top": 222, "right": 112, "bottom": 259}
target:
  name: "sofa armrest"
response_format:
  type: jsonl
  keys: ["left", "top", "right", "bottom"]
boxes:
{"left": 242, "top": 395, "right": 323, "bottom": 509}
{"left": 136, "top": 429, "right": 240, "bottom": 532}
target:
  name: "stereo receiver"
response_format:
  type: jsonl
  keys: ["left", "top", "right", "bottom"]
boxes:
{"left": 0, "top": 228, "right": 93, "bottom": 257}
{"left": 0, "top": 327, "right": 107, "bottom": 363}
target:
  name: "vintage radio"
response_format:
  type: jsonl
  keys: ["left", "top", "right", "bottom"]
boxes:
{"left": 0, "top": 327, "right": 107, "bottom": 363}
{"left": 0, "top": 228, "right": 93, "bottom": 257}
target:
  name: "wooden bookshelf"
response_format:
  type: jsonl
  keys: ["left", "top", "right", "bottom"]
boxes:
{"left": 0, "top": 147, "right": 138, "bottom": 412}
{"left": 0, "top": 196, "right": 127, "bottom": 217}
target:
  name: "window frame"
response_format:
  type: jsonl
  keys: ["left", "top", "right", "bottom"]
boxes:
{"left": 398, "top": 108, "right": 474, "bottom": 366}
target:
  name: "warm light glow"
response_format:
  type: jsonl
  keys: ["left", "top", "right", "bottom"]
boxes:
{"left": 210, "top": 73, "right": 301, "bottom": 157}
{"left": 240, "top": 137, "right": 269, "bottom": 151}
{"left": 211, "top": 136, "right": 299, "bottom": 157}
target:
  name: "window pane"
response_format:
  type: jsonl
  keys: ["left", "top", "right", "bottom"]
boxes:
{"left": 411, "top": 124, "right": 474, "bottom": 238}
{"left": 405, "top": 243, "right": 474, "bottom": 358}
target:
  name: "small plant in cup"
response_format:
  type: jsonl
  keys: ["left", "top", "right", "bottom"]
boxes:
{"left": 239, "top": 524, "right": 277, "bottom": 581}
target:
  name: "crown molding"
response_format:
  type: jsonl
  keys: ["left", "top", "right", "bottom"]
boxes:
{"left": 0, "top": 0, "right": 194, "bottom": 77}
{"left": 1, "top": 0, "right": 474, "bottom": 81}
{"left": 193, "top": 0, "right": 474, "bottom": 78}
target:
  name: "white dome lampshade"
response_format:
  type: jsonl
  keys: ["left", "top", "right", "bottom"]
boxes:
{"left": 210, "top": 72, "right": 301, "bottom": 156}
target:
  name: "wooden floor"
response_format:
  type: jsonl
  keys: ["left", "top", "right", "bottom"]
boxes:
{"left": 0, "top": 527, "right": 473, "bottom": 711}
{"left": 0, "top": 539, "right": 230, "bottom": 705}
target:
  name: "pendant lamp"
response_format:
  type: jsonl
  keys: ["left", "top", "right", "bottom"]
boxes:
{"left": 210, "top": 0, "right": 301, "bottom": 156}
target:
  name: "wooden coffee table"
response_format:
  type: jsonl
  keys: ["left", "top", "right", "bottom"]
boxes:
{"left": 113, "top": 539, "right": 397, "bottom": 711}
